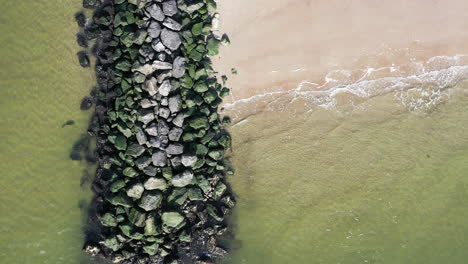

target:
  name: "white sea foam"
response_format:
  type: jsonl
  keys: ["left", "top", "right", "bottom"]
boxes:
{"left": 224, "top": 55, "right": 468, "bottom": 121}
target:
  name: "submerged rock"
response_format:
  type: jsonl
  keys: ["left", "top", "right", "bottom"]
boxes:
{"left": 77, "top": 51, "right": 90, "bottom": 67}
{"left": 80, "top": 96, "right": 94, "bottom": 110}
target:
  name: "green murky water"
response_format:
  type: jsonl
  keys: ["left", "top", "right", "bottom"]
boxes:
{"left": 0, "top": 1, "right": 94, "bottom": 263}
{"left": 1, "top": 2, "right": 467, "bottom": 264}
{"left": 225, "top": 83, "right": 468, "bottom": 264}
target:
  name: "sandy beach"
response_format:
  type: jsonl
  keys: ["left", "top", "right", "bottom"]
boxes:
{"left": 214, "top": 0, "right": 468, "bottom": 103}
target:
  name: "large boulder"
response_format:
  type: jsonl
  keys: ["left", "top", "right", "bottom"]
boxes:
{"left": 162, "top": 0, "right": 178, "bottom": 16}
{"left": 158, "top": 80, "right": 172, "bottom": 96}
{"left": 135, "top": 126, "right": 148, "bottom": 145}
{"left": 171, "top": 170, "right": 194, "bottom": 187}
{"left": 148, "top": 20, "right": 162, "bottom": 38}
{"left": 126, "top": 144, "right": 145, "bottom": 157}
{"left": 161, "top": 212, "right": 185, "bottom": 228}
{"left": 127, "top": 183, "right": 144, "bottom": 199}
{"left": 144, "top": 77, "right": 158, "bottom": 96}
{"left": 163, "top": 17, "right": 182, "bottom": 31}
{"left": 147, "top": 4, "right": 165, "bottom": 21}
{"left": 172, "top": 113, "right": 184, "bottom": 127}
{"left": 158, "top": 120, "right": 170, "bottom": 135}
{"left": 145, "top": 123, "right": 158, "bottom": 136}
{"left": 138, "top": 109, "right": 155, "bottom": 125}
{"left": 160, "top": 28, "right": 182, "bottom": 51}
{"left": 135, "top": 155, "right": 151, "bottom": 170}
{"left": 144, "top": 177, "right": 168, "bottom": 190}
{"left": 181, "top": 154, "right": 198, "bottom": 167}
{"left": 168, "top": 127, "right": 183, "bottom": 141}
{"left": 168, "top": 94, "right": 181, "bottom": 113}
{"left": 172, "top": 57, "right": 186, "bottom": 78}
{"left": 166, "top": 143, "right": 184, "bottom": 155}
{"left": 135, "top": 61, "right": 172, "bottom": 76}
{"left": 139, "top": 192, "right": 163, "bottom": 211}
{"left": 152, "top": 150, "right": 167, "bottom": 167}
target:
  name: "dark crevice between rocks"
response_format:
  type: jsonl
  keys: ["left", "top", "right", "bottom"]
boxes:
{"left": 72, "top": 1, "right": 239, "bottom": 263}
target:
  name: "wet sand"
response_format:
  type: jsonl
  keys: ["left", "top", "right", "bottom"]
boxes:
{"left": 214, "top": 0, "right": 468, "bottom": 102}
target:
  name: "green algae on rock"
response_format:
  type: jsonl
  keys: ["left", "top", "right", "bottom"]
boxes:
{"left": 77, "top": 0, "right": 236, "bottom": 263}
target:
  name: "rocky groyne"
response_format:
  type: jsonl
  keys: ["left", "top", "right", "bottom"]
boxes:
{"left": 74, "top": 1, "right": 235, "bottom": 263}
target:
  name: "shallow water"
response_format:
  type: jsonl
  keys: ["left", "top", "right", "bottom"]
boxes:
{"left": 0, "top": 1, "right": 95, "bottom": 263}
{"left": 224, "top": 80, "right": 468, "bottom": 264}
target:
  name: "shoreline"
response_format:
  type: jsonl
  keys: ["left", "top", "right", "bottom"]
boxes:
{"left": 214, "top": 0, "right": 468, "bottom": 103}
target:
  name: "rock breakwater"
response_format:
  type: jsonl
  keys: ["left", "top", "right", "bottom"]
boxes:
{"left": 74, "top": 1, "right": 235, "bottom": 263}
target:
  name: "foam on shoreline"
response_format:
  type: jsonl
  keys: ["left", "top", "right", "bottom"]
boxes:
{"left": 223, "top": 55, "right": 468, "bottom": 122}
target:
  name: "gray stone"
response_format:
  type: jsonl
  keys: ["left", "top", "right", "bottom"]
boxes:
{"left": 145, "top": 123, "right": 158, "bottom": 136}
{"left": 157, "top": 120, "right": 170, "bottom": 135}
{"left": 181, "top": 154, "right": 198, "bottom": 167}
{"left": 161, "top": 97, "right": 168, "bottom": 106}
{"left": 158, "top": 80, "right": 171, "bottom": 96}
{"left": 152, "top": 40, "right": 166, "bottom": 52}
{"left": 162, "top": 0, "right": 178, "bottom": 16}
{"left": 168, "top": 127, "right": 183, "bottom": 141}
{"left": 160, "top": 28, "right": 182, "bottom": 51}
{"left": 144, "top": 77, "right": 158, "bottom": 96}
{"left": 163, "top": 17, "right": 182, "bottom": 31}
{"left": 144, "top": 177, "right": 168, "bottom": 190}
{"left": 159, "top": 107, "right": 170, "bottom": 119}
{"left": 135, "top": 61, "right": 172, "bottom": 75}
{"left": 127, "top": 183, "right": 144, "bottom": 199}
{"left": 171, "top": 170, "right": 194, "bottom": 187}
{"left": 140, "top": 98, "right": 158, "bottom": 108}
{"left": 135, "top": 126, "right": 148, "bottom": 145}
{"left": 147, "top": 4, "right": 165, "bottom": 21}
{"left": 139, "top": 45, "right": 154, "bottom": 60}
{"left": 149, "top": 135, "right": 169, "bottom": 149}
{"left": 152, "top": 150, "right": 167, "bottom": 167}
{"left": 170, "top": 156, "right": 182, "bottom": 167}
{"left": 166, "top": 143, "right": 184, "bottom": 155}
{"left": 139, "top": 109, "right": 155, "bottom": 125}
{"left": 168, "top": 95, "right": 181, "bottom": 113}
{"left": 172, "top": 57, "right": 186, "bottom": 78}
{"left": 126, "top": 144, "right": 145, "bottom": 157}
{"left": 148, "top": 20, "right": 162, "bottom": 38}
{"left": 157, "top": 52, "right": 166, "bottom": 62}
{"left": 143, "top": 166, "right": 157, "bottom": 176}
{"left": 135, "top": 155, "right": 152, "bottom": 170}
{"left": 156, "top": 70, "right": 172, "bottom": 83}
{"left": 139, "top": 192, "right": 163, "bottom": 211}
{"left": 172, "top": 113, "right": 184, "bottom": 127}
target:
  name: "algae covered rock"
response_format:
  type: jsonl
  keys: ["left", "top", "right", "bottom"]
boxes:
{"left": 99, "top": 213, "right": 118, "bottom": 227}
{"left": 139, "top": 192, "right": 163, "bottom": 211}
{"left": 126, "top": 183, "right": 144, "bottom": 199}
{"left": 161, "top": 212, "right": 185, "bottom": 228}
{"left": 144, "top": 177, "right": 168, "bottom": 190}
